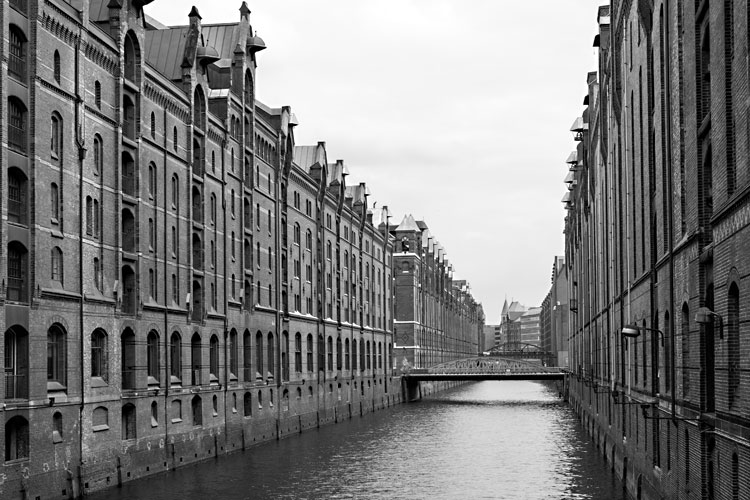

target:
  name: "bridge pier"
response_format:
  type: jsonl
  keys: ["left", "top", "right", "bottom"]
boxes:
{"left": 402, "top": 377, "right": 422, "bottom": 402}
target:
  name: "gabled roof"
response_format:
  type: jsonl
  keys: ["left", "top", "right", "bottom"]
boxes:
{"left": 202, "top": 24, "right": 241, "bottom": 61}
{"left": 89, "top": 0, "right": 109, "bottom": 24}
{"left": 394, "top": 214, "right": 420, "bottom": 233}
{"left": 327, "top": 161, "right": 348, "bottom": 186}
{"left": 145, "top": 27, "right": 190, "bottom": 81}
{"left": 294, "top": 146, "right": 319, "bottom": 171}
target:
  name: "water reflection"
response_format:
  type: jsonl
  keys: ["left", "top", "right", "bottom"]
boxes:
{"left": 89, "top": 381, "right": 624, "bottom": 500}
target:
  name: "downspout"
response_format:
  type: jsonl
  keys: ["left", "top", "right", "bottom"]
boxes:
{"left": 162, "top": 106, "right": 170, "bottom": 459}
{"left": 74, "top": 28, "right": 86, "bottom": 500}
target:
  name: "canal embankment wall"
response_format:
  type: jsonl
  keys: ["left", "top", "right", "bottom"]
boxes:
{"left": 71, "top": 376, "right": 461, "bottom": 498}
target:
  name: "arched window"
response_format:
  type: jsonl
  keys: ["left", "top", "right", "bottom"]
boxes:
{"left": 53, "top": 50, "right": 61, "bottom": 83}
{"left": 121, "top": 328, "right": 136, "bottom": 389}
{"left": 306, "top": 229, "right": 312, "bottom": 250}
{"left": 336, "top": 337, "right": 342, "bottom": 371}
{"left": 148, "top": 162, "right": 156, "bottom": 198}
{"left": 294, "top": 223, "right": 301, "bottom": 245}
{"left": 52, "top": 412, "right": 63, "bottom": 442}
{"left": 344, "top": 338, "right": 350, "bottom": 370}
{"left": 122, "top": 404, "right": 136, "bottom": 440}
{"left": 229, "top": 329, "right": 238, "bottom": 377}
{"left": 123, "top": 31, "right": 138, "bottom": 83}
{"left": 8, "top": 167, "right": 28, "bottom": 225}
{"left": 92, "top": 406, "right": 108, "bottom": 429}
{"left": 47, "top": 324, "right": 67, "bottom": 386}
{"left": 294, "top": 333, "right": 302, "bottom": 374}
{"left": 91, "top": 329, "right": 108, "bottom": 381}
{"left": 50, "top": 112, "right": 61, "bottom": 157}
{"left": 210, "top": 193, "right": 217, "bottom": 225}
{"left": 147, "top": 330, "right": 159, "bottom": 383}
{"left": 352, "top": 339, "right": 358, "bottom": 372}
{"left": 255, "top": 331, "right": 263, "bottom": 379}
{"left": 281, "top": 331, "right": 290, "bottom": 381}
{"left": 208, "top": 334, "right": 219, "bottom": 381}
{"left": 307, "top": 334, "right": 314, "bottom": 373}
{"left": 267, "top": 332, "right": 275, "bottom": 379}
{"left": 93, "top": 135, "right": 102, "bottom": 175}
{"left": 5, "top": 416, "right": 29, "bottom": 461}
{"left": 191, "top": 395, "right": 203, "bottom": 426}
{"left": 95, "top": 81, "right": 102, "bottom": 109}
{"left": 50, "top": 247, "right": 63, "bottom": 287}
{"left": 170, "top": 332, "right": 182, "bottom": 382}
{"left": 4, "top": 326, "right": 29, "bottom": 399}
{"left": 171, "top": 174, "right": 179, "bottom": 210}
{"left": 8, "top": 25, "right": 27, "bottom": 81}
{"left": 327, "top": 336, "right": 333, "bottom": 371}
{"left": 243, "top": 392, "right": 252, "bottom": 417}
{"left": 242, "top": 330, "right": 255, "bottom": 382}
{"left": 171, "top": 399, "right": 182, "bottom": 421}
{"left": 51, "top": 182, "right": 59, "bottom": 222}
{"left": 193, "top": 86, "right": 206, "bottom": 130}
{"left": 151, "top": 401, "right": 158, "bottom": 426}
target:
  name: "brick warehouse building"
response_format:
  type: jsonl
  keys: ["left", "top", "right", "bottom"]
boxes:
{"left": 0, "top": 1, "right": 483, "bottom": 498}
{"left": 390, "top": 215, "right": 484, "bottom": 371}
{"left": 565, "top": 2, "right": 750, "bottom": 499}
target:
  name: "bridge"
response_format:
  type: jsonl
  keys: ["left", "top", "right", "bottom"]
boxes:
{"left": 400, "top": 357, "right": 566, "bottom": 401}
{"left": 402, "top": 357, "right": 566, "bottom": 382}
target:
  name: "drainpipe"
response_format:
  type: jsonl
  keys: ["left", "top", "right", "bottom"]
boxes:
{"left": 74, "top": 27, "right": 86, "bottom": 500}
{"left": 162, "top": 106, "right": 170, "bottom": 460}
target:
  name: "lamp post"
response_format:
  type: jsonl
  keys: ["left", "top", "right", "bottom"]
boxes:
{"left": 695, "top": 307, "right": 723, "bottom": 339}
{"left": 621, "top": 324, "right": 664, "bottom": 346}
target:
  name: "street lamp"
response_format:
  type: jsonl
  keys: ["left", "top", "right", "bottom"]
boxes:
{"left": 621, "top": 324, "right": 664, "bottom": 346}
{"left": 695, "top": 307, "right": 724, "bottom": 339}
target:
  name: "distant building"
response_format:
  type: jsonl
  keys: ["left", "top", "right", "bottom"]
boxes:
{"left": 482, "top": 324, "right": 500, "bottom": 350}
{"left": 519, "top": 307, "right": 541, "bottom": 345}
{"left": 540, "top": 256, "right": 568, "bottom": 366}
{"left": 391, "top": 215, "right": 484, "bottom": 369}
{"left": 499, "top": 299, "right": 528, "bottom": 345}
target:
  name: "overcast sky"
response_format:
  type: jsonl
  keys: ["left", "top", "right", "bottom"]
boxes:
{"left": 147, "top": 1, "right": 602, "bottom": 324}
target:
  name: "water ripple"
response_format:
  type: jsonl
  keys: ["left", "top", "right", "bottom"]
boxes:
{"left": 89, "top": 381, "right": 624, "bottom": 500}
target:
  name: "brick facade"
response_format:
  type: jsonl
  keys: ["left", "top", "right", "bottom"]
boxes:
{"left": 565, "top": 2, "right": 750, "bottom": 499}
{"left": 0, "top": 1, "right": 484, "bottom": 498}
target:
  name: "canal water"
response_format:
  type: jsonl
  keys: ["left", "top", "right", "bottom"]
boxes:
{"left": 89, "top": 381, "right": 625, "bottom": 500}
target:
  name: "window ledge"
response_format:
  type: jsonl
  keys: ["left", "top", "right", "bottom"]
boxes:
{"left": 171, "top": 418, "right": 182, "bottom": 424}
{"left": 47, "top": 381, "right": 67, "bottom": 392}
{"left": 92, "top": 424, "right": 109, "bottom": 432}
{"left": 91, "top": 377, "right": 108, "bottom": 388}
